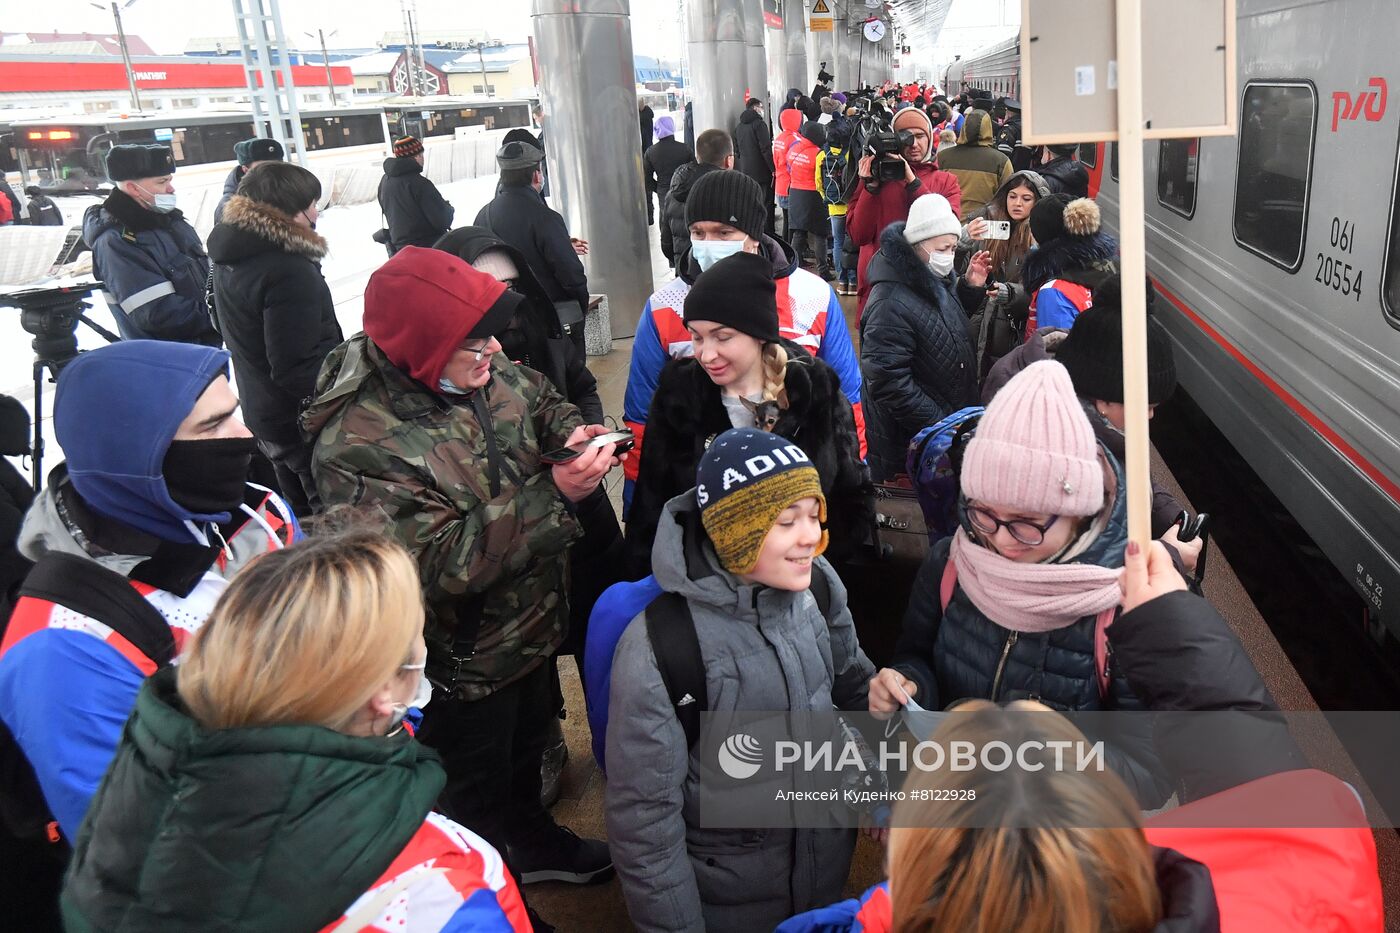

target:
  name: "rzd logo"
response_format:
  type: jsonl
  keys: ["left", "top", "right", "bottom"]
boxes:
{"left": 1332, "top": 77, "right": 1387, "bottom": 132}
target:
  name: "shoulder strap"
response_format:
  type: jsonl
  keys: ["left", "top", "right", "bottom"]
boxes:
{"left": 14, "top": 552, "right": 174, "bottom": 668}
{"left": 939, "top": 560, "right": 957, "bottom": 611}
{"left": 808, "top": 565, "right": 832, "bottom": 618}
{"left": 646, "top": 592, "right": 708, "bottom": 750}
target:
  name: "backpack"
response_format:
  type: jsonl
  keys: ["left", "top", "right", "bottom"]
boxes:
{"left": 648, "top": 569, "right": 833, "bottom": 750}
{"left": 905, "top": 407, "right": 984, "bottom": 542}
{"left": 0, "top": 554, "right": 173, "bottom": 848}
{"left": 820, "top": 145, "right": 850, "bottom": 206}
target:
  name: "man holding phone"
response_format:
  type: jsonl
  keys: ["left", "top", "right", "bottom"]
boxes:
{"left": 303, "top": 247, "right": 618, "bottom": 923}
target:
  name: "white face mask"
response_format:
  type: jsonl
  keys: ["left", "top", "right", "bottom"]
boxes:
{"left": 386, "top": 671, "right": 434, "bottom": 734}
{"left": 437, "top": 377, "right": 470, "bottom": 396}
{"left": 692, "top": 238, "right": 747, "bottom": 272}
{"left": 925, "top": 250, "right": 955, "bottom": 278}
{"left": 135, "top": 183, "right": 177, "bottom": 213}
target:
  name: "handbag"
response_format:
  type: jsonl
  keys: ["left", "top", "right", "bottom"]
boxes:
{"left": 554, "top": 299, "right": 585, "bottom": 334}
{"left": 872, "top": 482, "right": 929, "bottom": 569}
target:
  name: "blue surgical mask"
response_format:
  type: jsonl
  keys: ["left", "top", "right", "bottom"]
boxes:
{"left": 691, "top": 238, "right": 747, "bottom": 272}
{"left": 135, "top": 183, "right": 177, "bottom": 214}
{"left": 437, "top": 377, "right": 470, "bottom": 396}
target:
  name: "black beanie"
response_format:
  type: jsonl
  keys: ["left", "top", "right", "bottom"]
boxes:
{"left": 685, "top": 170, "right": 767, "bottom": 241}
{"left": 1056, "top": 276, "right": 1178, "bottom": 404}
{"left": 683, "top": 251, "right": 781, "bottom": 343}
{"left": 800, "top": 121, "right": 827, "bottom": 147}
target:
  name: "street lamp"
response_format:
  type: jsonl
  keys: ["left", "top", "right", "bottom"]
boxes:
{"left": 91, "top": 0, "right": 142, "bottom": 113}
{"left": 465, "top": 39, "right": 503, "bottom": 99}
{"left": 305, "top": 29, "right": 339, "bottom": 107}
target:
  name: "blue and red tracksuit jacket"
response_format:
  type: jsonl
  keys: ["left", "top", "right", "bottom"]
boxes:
{"left": 622, "top": 242, "right": 866, "bottom": 514}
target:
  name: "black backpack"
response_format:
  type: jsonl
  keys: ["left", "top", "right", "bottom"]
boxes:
{"left": 0, "top": 553, "right": 174, "bottom": 848}
{"left": 646, "top": 570, "right": 833, "bottom": 749}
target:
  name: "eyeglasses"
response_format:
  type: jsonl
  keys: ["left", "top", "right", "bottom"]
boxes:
{"left": 460, "top": 339, "right": 493, "bottom": 361}
{"left": 401, "top": 659, "right": 427, "bottom": 671}
{"left": 966, "top": 506, "right": 1060, "bottom": 546}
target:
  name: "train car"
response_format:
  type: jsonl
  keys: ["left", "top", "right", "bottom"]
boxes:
{"left": 381, "top": 96, "right": 532, "bottom": 140}
{"left": 954, "top": 33, "right": 1021, "bottom": 100}
{"left": 1010, "top": 0, "right": 1400, "bottom": 645}
{"left": 11, "top": 105, "right": 389, "bottom": 191}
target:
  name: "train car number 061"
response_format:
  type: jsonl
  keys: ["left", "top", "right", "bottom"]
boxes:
{"left": 1314, "top": 217, "right": 1364, "bottom": 301}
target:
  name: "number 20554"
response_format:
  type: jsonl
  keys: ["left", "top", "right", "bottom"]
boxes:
{"left": 1315, "top": 252, "right": 1364, "bottom": 300}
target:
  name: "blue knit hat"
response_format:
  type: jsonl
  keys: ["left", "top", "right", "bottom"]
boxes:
{"left": 695, "top": 428, "right": 827, "bottom": 574}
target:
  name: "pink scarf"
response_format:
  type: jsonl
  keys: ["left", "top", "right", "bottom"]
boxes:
{"left": 948, "top": 530, "right": 1121, "bottom": 632}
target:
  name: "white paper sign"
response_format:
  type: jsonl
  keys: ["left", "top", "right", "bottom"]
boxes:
{"left": 1075, "top": 65, "right": 1096, "bottom": 96}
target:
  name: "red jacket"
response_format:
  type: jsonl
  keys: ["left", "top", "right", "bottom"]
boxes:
{"left": 845, "top": 161, "right": 963, "bottom": 314}
{"left": 773, "top": 109, "right": 803, "bottom": 197}
{"left": 786, "top": 135, "right": 821, "bottom": 192}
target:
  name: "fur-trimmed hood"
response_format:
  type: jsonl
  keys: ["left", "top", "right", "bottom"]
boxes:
{"left": 1021, "top": 229, "right": 1118, "bottom": 296}
{"left": 207, "top": 195, "right": 328, "bottom": 264}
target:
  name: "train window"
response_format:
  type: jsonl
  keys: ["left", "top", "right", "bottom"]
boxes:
{"left": 1110, "top": 142, "right": 1119, "bottom": 181}
{"left": 1156, "top": 138, "right": 1199, "bottom": 219}
{"left": 1079, "top": 143, "right": 1097, "bottom": 168}
{"left": 1233, "top": 82, "right": 1317, "bottom": 272}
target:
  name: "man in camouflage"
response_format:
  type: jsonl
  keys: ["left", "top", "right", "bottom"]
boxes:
{"left": 302, "top": 246, "right": 618, "bottom": 904}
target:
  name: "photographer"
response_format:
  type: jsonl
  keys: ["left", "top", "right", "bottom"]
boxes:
{"left": 846, "top": 106, "right": 962, "bottom": 315}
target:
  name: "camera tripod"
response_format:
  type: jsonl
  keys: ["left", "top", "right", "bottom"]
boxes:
{"left": 0, "top": 282, "right": 119, "bottom": 490}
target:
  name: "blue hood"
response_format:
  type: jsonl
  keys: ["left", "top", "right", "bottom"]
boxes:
{"left": 55, "top": 340, "right": 234, "bottom": 543}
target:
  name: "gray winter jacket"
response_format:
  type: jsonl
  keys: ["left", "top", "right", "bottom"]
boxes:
{"left": 605, "top": 492, "right": 874, "bottom": 933}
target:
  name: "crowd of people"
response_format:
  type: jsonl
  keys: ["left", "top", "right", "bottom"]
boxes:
{"left": 0, "top": 72, "right": 1386, "bottom": 933}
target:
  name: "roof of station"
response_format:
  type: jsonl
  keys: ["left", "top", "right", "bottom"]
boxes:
{"left": 887, "top": 0, "right": 956, "bottom": 60}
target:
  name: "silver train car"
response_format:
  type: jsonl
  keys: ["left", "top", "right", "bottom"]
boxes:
{"left": 948, "top": 34, "right": 1021, "bottom": 100}
{"left": 1021, "top": 0, "right": 1400, "bottom": 642}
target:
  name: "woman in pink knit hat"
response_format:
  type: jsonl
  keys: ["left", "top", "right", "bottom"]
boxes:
{"left": 868, "top": 359, "right": 1171, "bottom": 807}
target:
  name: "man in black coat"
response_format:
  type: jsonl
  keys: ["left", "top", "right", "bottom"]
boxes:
{"left": 378, "top": 135, "right": 454, "bottom": 253}
{"left": 665, "top": 129, "right": 733, "bottom": 269}
{"left": 475, "top": 140, "right": 591, "bottom": 360}
{"left": 207, "top": 162, "right": 343, "bottom": 515}
{"left": 644, "top": 116, "right": 696, "bottom": 266}
{"left": 734, "top": 98, "right": 776, "bottom": 235}
{"left": 1037, "top": 143, "right": 1091, "bottom": 199}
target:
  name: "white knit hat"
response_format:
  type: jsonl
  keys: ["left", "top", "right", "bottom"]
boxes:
{"left": 470, "top": 248, "right": 520, "bottom": 283}
{"left": 904, "top": 193, "right": 961, "bottom": 245}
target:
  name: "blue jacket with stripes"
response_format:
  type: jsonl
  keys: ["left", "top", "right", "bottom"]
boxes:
{"left": 82, "top": 190, "right": 220, "bottom": 347}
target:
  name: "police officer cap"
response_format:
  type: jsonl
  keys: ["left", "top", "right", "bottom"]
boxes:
{"left": 105, "top": 144, "right": 176, "bottom": 182}
{"left": 495, "top": 140, "right": 545, "bottom": 170}
{"left": 1003, "top": 98, "right": 1022, "bottom": 112}
{"left": 233, "top": 137, "right": 285, "bottom": 166}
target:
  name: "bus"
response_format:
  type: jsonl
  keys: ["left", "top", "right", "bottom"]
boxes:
{"left": 380, "top": 97, "right": 533, "bottom": 140}
{"left": 11, "top": 105, "right": 389, "bottom": 192}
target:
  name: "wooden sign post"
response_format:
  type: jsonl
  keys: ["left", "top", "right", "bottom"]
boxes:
{"left": 1020, "top": 0, "right": 1236, "bottom": 546}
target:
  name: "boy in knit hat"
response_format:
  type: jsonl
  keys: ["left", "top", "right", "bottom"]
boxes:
{"left": 594, "top": 428, "right": 874, "bottom": 932}
{"left": 872, "top": 359, "right": 1171, "bottom": 806}
{"left": 623, "top": 168, "right": 866, "bottom": 512}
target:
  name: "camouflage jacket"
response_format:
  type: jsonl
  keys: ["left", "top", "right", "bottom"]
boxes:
{"left": 302, "top": 335, "right": 583, "bottom": 700}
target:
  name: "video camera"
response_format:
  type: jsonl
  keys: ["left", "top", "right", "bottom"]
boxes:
{"left": 866, "top": 128, "right": 915, "bottom": 181}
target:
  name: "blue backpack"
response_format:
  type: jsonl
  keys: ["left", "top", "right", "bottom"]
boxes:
{"left": 905, "top": 407, "right": 983, "bottom": 542}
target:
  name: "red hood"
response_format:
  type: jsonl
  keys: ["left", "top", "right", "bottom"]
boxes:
{"left": 779, "top": 109, "right": 803, "bottom": 134}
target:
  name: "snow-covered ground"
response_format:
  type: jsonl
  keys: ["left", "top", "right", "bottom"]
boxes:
{"left": 0, "top": 171, "right": 506, "bottom": 483}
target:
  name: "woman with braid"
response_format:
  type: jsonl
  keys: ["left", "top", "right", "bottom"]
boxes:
{"left": 624, "top": 251, "right": 873, "bottom": 579}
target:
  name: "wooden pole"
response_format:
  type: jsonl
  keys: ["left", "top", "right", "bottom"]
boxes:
{"left": 1114, "top": 0, "right": 1151, "bottom": 547}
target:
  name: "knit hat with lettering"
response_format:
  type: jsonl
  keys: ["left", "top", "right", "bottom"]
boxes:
{"left": 685, "top": 169, "right": 767, "bottom": 241}
{"left": 961, "top": 360, "right": 1104, "bottom": 516}
{"left": 695, "top": 428, "right": 827, "bottom": 575}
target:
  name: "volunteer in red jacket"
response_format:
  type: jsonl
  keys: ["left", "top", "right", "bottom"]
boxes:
{"left": 623, "top": 169, "right": 865, "bottom": 514}
{"left": 772, "top": 108, "right": 803, "bottom": 238}
{"left": 846, "top": 105, "right": 963, "bottom": 315}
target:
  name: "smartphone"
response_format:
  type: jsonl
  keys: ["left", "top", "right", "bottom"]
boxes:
{"left": 540, "top": 429, "right": 636, "bottom": 464}
{"left": 985, "top": 220, "right": 1012, "bottom": 240}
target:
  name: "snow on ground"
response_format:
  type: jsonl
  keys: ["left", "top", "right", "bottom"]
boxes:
{"left": 0, "top": 172, "right": 506, "bottom": 482}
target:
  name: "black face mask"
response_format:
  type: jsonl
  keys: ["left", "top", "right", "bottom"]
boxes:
{"left": 162, "top": 437, "right": 257, "bottom": 517}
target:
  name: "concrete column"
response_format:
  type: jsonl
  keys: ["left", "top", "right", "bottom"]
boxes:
{"left": 783, "top": 0, "right": 808, "bottom": 94}
{"left": 687, "top": 0, "right": 749, "bottom": 140}
{"left": 743, "top": 0, "right": 768, "bottom": 104}
{"left": 532, "top": 0, "right": 652, "bottom": 339}
{"left": 807, "top": 3, "right": 835, "bottom": 95}
{"left": 767, "top": 4, "right": 788, "bottom": 107}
